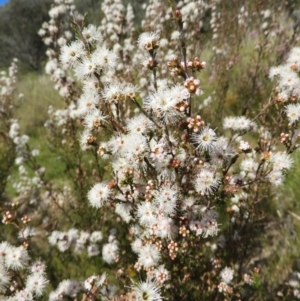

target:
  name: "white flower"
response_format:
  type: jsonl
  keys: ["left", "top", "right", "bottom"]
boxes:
{"left": 102, "top": 241, "right": 119, "bottom": 264}
{"left": 269, "top": 66, "right": 280, "bottom": 79}
{"left": 87, "top": 244, "right": 100, "bottom": 257}
{"left": 56, "top": 279, "right": 82, "bottom": 298}
{"left": 25, "top": 273, "right": 49, "bottom": 296}
{"left": 156, "top": 217, "right": 177, "bottom": 239}
{"left": 223, "top": 116, "right": 256, "bottom": 131}
{"left": 144, "top": 87, "right": 185, "bottom": 124}
{"left": 127, "top": 114, "right": 153, "bottom": 135}
{"left": 91, "top": 47, "right": 118, "bottom": 72}
{"left": 153, "top": 184, "right": 178, "bottom": 215}
{"left": 220, "top": 267, "right": 234, "bottom": 284}
{"left": 137, "top": 202, "right": 157, "bottom": 226}
{"left": 29, "top": 260, "right": 46, "bottom": 275}
{"left": 14, "top": 289, "right": 33, "bottom": 301}
{"left": 84, "top": 275, "right": 99, "bottom": 291}
{"left": 271, "top": 151, "right": 293, "bottom": 171}
{"left": 201, "top": 210, "right": 219, "bottom": 237}
{"left": 74, "top": 57, "right": 98, "bottom": 80}
{"left": 60, "top": 40, "right": 85, "bottom": 67}
{"left": 195, "top": 169, "right": 220, "bottom": 195}
{"left": 131, "top": 239, "right": 143, "bottom": 254}
{"left": 77, "top": 231, "right": 90, "bottom": 245}
{"left": 89, "top": 231, "right": 103, "bottom": 243}
{"left": 102, "top": 82, "right": 124, "bottom": 103}
{"left": 223, "top": 117, "right": 235, "bottom": 129}
{"left": 137, "top": 32, "right": 160, "bottom": 51}
{"left": 239, "top": 140, "right": 250, "bottom": 151}
{"left": 77, "top": 91, "right": 99, "bottom": 117}
{"left": 5, "top": 245, "right": 29, "bottom": 270}
{"left": 83, "top": 109, "right": 107, "bottom": 130}
{"left": 210, "top": 136, "right": 233, "bottom": 165}
{"left": 87, "top": 182, "right": 111, "bottom": 208}
{"left": 266, "top": 170, "right": 284, "bottom": 186}
{"left": 192, "top": 126, "right": 217, "bottom": 152}
{"left": 0, "top": 241, "right": 12, "bottom": 260}
{"left": 138, "top": 244, "right": 160, "bottom": 268}
{"left": 18, "top": 227, "right": 37, "bottom": 240}
{"left": 285, "top": 103, "right": 300, "bottom": 124}
{"left": 240, "top": 158, "right": 258, "bottom": 173}
{"left": 132, "top": 277, "right": 162, "bottom": 301}
{"left": 67, "top": 228, "right": 79, "bottom": 244}
{"left": 82, "top": 24, "right": 102, "bottom": 46}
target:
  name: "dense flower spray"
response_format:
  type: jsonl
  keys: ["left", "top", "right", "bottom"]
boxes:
{"left": 1, "top": 0, "right": 300, "bottom": 300}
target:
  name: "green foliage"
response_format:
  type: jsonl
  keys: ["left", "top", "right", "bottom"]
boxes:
{"left": 0, "top": 0, "right": 53, "bottom": 71}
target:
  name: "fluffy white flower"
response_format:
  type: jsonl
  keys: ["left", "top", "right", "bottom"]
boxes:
{"left": 14, "top": 289, "right": 34, "bottom": 301}
{"left": 138, "top": 244, "right": 160, "bottom": 268}
{"left": 137, "top": 202, "right": 157, "bottom": 226}
{"left": 223, "top": 116, "right": 256, "bottom": 131}
{"left": 87, "top": 182, "right": 111, "bottom": 208}
{"left": 87, "top": 244, "right": 100, "bottom": 257}
{"left": 74, "top": 57, "right": 98, "bottom": 80}
{"left": 18, "top": 227, "right": 37, "bottom": 240}
{"left": 220, "top": 267, "right": 234, "bottom": 284}
{"left": 126, "top": 114, "right": 153, "bottom": 135}
{"left": 144, "top": 86, "right": 186, "bottom": 124}
{"left": 240, "top": 158, "right": 258, "bottom": 173}
{"left": 83, "top": 109, "right": 107, "bottom": 130}
{"left": 195, "top": 169, "right": 220, "bottom": 195}
{"left": 285, "top": 103, "right": 300, "bottom": 124}
{"left": 102, "top": 82, "right": 138, "bottom": 103}
{"left": 60, "top": 40, "right": 85, "bottom": 67}
{"left": 137, "top": 32, "right": 160, "bottom": 51}
{"left": 91, "top": 47, "right": 118, "bottom": 72}
{"left": 82, "top": 24, "right": 103, "bottom": 46}
{"left": 190, "top": 210, "right": 219, "bottom": 237}
{"left": 153, "top": 185, "right": 178, "bottom": 215}
{"left": 132, "top": 277, "right": 162, "bottom": 301}
{"left": 5, "top": 245, "right": 29, "bottom": 270}
{"left": 192, "top": 126, "right": 217, "bottom": 152}
{"left": 239, "top": 140, "right": 250, "bottom": 151}
{"left": 77, "top": 91, "right": 99, "bottom": 117}
{"left": 89, "top": 231, "right": 103, "bottom": 243}
{"left": 266, "top": 170, "right": 284, "bottom": 186}
{"left": 271, "top": 151, "right": 293, "bottom": 171}
{"left": 55, "top": 279, "right": 82, "bottom": 298}
{"left": 25, "top": 273, "right": 49, "bottom": 296}
{"left": 131, "top": 239, "right": 143, "bottom": 254}
{"left": 102, "top": 241, "right": 119, "bottom": 264}
{"left": 156, "top": 217, "right": 177, "bottom": 239}
{"left": 29, "top": 260, "right": 46, "bottom": 275}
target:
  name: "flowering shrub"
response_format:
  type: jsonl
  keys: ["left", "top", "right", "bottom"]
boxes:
{"left": 2, "top": 0, "right": 300, "bottom": 300}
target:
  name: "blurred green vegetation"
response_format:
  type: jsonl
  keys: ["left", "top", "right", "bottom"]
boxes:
{"left": 0, "top": 0, "right": 147, "bottom": 72}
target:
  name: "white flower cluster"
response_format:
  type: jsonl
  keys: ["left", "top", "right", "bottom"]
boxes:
{"left": 35, "top": 0, "right": 300, "bottom": 299}
{"left": 270, "top": 47, "right": 300, "bottom": 104}
{"left": 0, "top": 59, "right": 18, "bottom": 98}
{"left": 0, "top": 242, "right": 48, "bottom": 299}
{"left": 9, "top": 119, "right": 45, "bottom": 198}
{"left": 38, "top": 0, "right": 83, "bottom": 98}
{"left": 218, "top": 266, "right": 234, "bottom": 293}
{"left": 48, "top": 229, "right": 103, "bottom": 257}
{"left": 49, "top": 272, "right": 112, "bottom": 301}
